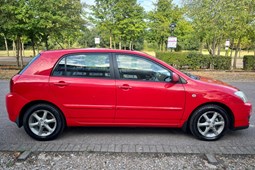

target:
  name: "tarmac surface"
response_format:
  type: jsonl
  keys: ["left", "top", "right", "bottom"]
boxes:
{"left": 0, "top": 56, "right": 31, "bottom": 65}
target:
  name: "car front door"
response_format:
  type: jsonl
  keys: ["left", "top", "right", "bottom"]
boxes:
{"left": 114, "top": 54, "right": 185, "bottom": 126}
{"left": 49, "top": 53, "right": 116, "bottom": 124}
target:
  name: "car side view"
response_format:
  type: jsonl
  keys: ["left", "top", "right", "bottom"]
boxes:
{"left": 6, "top": 49, "right": 252, "bottom": 141}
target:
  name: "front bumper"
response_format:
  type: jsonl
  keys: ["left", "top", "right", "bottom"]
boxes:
{"left": 233, "top": 125, "right": 249, "bottom": 131}
{"left": 232, "top": 102, "right": 252, "bottom": 129}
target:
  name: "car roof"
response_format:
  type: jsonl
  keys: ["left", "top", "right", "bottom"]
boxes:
{"left": 42, "top": 48, "right": 148, "bottom": 56}
{"left": 37, "top": 48, "right": 193, "bottom": 82}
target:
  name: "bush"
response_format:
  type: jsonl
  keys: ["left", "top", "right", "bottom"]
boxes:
{"left": 243, "top": 55, "right": 255, "bottom": 70}
{"left": 212, "top": 56, "right": 231, "bottom": 70}
{"left": 155, "top": 52, "right": 231, "bottom": 70}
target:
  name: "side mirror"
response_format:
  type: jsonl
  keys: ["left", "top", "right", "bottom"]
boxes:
{"left": 172, "top": 72, "right": 180, "bottom": 83}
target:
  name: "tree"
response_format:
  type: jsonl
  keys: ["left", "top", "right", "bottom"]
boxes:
{"left": 91, "top": 0, "right": 117, "bottom": 49}
{"left": 91, "top": 0, "right": 145, "bottom": 49}
{"left": 184, "top": 0, "right": 255, "bottom": 68}
{"left": 0, "top": 0, "right": 85, "bottom": 66}
{"left": 184, "top": 0, "right": 225, "bottom": 55}
{"left": 114, "top": 0, "right": 146, "bottom": 49}
{"left": 147, "top": 0, "right": 183, "bottom": 51}
{"left": 229, "top": 0, "right": 255, "bottom": 68}
{"left": 31, "top": 0, "right": 84, "bottom": 50}
{"left": 0, "top": 0, "right": 12, "bottom": 56}
{"left": 0, "top": 0, "right": 29, "bottom": 67}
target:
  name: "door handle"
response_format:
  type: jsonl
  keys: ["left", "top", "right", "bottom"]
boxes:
{"left": 119, "top": 84, "right": 132, "bottom": 90}
{"left": 54, "top": 81, "right": 69, "bottom": 87}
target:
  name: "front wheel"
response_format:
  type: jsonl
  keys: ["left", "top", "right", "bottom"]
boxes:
{"left": 23, "top": 104, "right": 65, "bottom": 141}
{"left": 189, "top": 105, "right": 229, "bottom": 141}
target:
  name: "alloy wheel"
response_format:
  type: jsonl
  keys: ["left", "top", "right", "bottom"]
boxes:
{"left": 197, "top": 111, "right": 225, "bottom": 138}
{"left": 28, "top": 110, "right": 57, "bottom": 137}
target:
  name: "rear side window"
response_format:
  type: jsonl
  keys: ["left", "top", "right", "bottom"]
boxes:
{"left": 19, "top": 54, "right": 41, "bottom": 74}
{"left": 52, "top": 53, "right": 111, "bottom": 78}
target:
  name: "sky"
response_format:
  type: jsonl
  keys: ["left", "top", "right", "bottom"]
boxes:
{"left": 85, "top": 0, "right": 181, "bottom": 11}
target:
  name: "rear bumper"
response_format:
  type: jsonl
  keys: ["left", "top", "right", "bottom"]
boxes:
{"left": 6, "top": 92, "right": 28, "bottom": 125}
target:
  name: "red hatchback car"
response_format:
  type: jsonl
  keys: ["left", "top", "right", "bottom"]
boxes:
{"left": 6, "top": 49, "right": 252, "bottom": 141}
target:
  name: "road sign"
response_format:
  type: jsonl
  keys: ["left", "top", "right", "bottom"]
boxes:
{"left": 167, "top": 37, "right": 177, "bottom": 48}
{"left": 95, "top": 37, "right": 100, "bottom": 44}
{"left": 225, "top": 40, "right": 230, "bottom": 47}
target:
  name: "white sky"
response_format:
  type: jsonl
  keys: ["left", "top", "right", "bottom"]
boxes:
{"left": 84, "top": 0, "right": 181, "bottom": 11}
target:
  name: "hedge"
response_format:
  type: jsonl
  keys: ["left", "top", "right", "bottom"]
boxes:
{"left": 243, "top": 55, "right": 255, "bottom": 70}
{"left": 155, "top": 52, "right": 231, "bottom": 70}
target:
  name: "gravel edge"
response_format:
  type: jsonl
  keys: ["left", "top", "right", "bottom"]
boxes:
{"left": 1, "top": 151, "right": 255, "bottom": 170}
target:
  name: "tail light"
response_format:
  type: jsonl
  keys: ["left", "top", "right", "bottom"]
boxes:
{"left": 10, "top": 78, "right": 14, "bottom": 92}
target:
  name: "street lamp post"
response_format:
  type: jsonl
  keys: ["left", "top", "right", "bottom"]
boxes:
{"left": 170, "top": 23, "right": 176, "bottom": 36}
{"left": 169, "top": 23, "right": 177, "bottom": 52}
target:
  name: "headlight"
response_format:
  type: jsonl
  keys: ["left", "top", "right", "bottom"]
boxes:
{"left": 235, "top": 91, "right": 248, "bottom": 103}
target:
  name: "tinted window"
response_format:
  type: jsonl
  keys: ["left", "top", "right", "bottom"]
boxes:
{"left": 116, "top": 55, "right": 171, "bottom": 82}
{"left": 53, "top": 54, "right": 110, "bottom": 78}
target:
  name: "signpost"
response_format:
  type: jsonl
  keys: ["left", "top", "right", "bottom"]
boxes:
{"left": 225, "top": 40, "right": 230, "bottom": 47}
{"left": 167, "top": 36, "right": 177, "bottom": 49}
{"left": 168, "top": 23, "right": 177, "bottom": 52}
{"left": 95, "top": 37, "right": 100, "bottom": 47}
{"left": 225, "top": 40, "right": 230, "bottom": 56}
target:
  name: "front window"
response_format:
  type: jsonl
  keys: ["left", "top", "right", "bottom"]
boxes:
{"left": 116, "top": 54, "right": 171, "bottom": 82}
{"left": 52, "top": 53, "right": 111, "bottom": 78}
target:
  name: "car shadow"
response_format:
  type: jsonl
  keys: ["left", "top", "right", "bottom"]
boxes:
{"left": 58, "top": 126, "right": 253, "bottom": 145}
{"left": 63, "top": 126, "right": 186, "bottom": 135}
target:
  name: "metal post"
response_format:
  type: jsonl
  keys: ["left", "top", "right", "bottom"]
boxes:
{"left": 169, "top": 23, "right": 176, "bottom": 52}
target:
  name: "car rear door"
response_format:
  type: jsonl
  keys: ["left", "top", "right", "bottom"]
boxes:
{"left": 49, "top": 53, "right": 116, "bottom": 124}
{"left": 114, "top": 54, "right": 185, "bottom": 126}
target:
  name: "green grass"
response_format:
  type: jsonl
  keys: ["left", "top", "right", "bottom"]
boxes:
{"left": 201, "top": 49, "right": 253, "bottom": 57}
{"left": 144, "top": 49, "right": 253, "bottom": 58}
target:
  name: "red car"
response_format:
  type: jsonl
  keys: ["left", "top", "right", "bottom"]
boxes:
{"left": 6, "top": 49, "right": 252, "bottom": 141}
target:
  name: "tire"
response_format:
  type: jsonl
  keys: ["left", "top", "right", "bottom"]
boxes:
{"left": 189, "top": 104, "right": 229, "bottom": 141}
{"left": 23, "top": 104, "right": 65, "bottom": 141}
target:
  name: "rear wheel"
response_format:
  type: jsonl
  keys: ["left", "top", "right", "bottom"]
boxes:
{"left": 23, "top": 104, "right": 65, "bottom": 141}
{"left": 189, "top": 105, "right": 229, "bottom": 141}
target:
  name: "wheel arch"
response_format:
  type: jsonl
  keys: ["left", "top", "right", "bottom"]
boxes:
{"left": 17, "top": 100, "right": 66, "bottom": 128}
{"left": 183, "top": 102, "right": 235, "bottom": 132}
